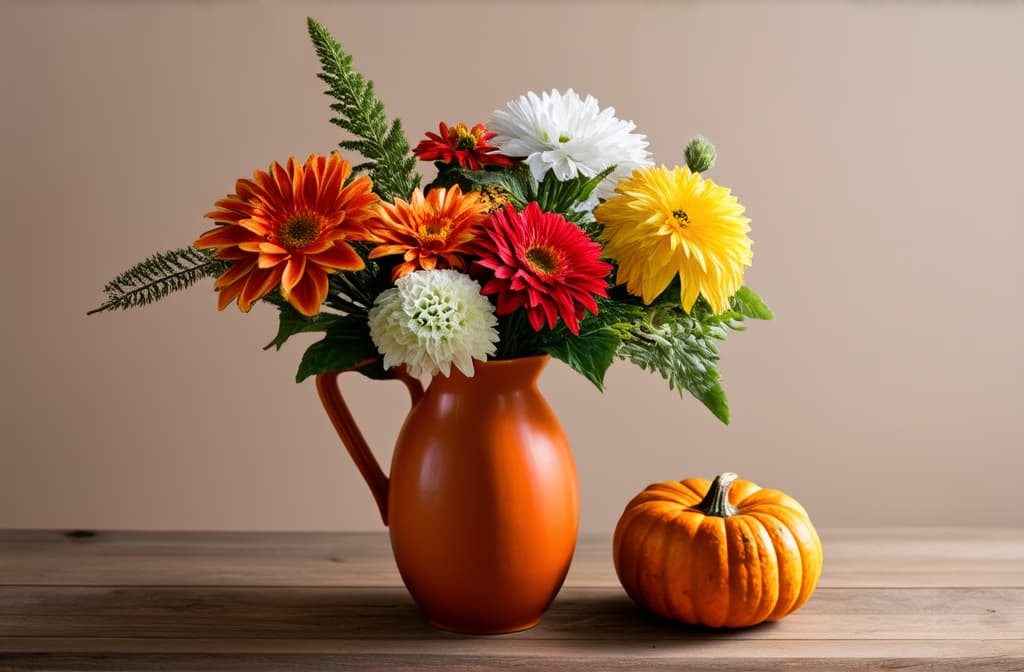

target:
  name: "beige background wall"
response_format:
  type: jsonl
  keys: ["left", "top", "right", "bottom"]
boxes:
{"left": 2, "top": 1, "right": 1021, "bottom": 533}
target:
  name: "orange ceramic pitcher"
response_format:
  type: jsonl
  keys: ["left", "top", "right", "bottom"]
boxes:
{"left": 316, "top": 355, "right": 579, "bottom": 634}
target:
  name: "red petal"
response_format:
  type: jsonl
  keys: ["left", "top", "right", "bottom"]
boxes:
{"left": 496, "top": 289, "right": 526, "bottom": 314}
{"left": 525, "top": 307, "right": 545, "bottom": 331}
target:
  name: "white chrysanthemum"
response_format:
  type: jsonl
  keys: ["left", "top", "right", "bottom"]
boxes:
{"left": 368, "top": 269, "right": 499, "bottom": 379}
{"left": 488, "top": 88, "right": 653, "bottom": 202}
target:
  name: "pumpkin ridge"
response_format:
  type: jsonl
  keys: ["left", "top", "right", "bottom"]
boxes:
{"left": 739, "top": 489, "right": 810, "bottom": 517}
{"left": 693, "top": 515, "right": 730, "bottom": 628}
{"left": 614, "top": 505, "right": 667, "bottom": 610}
{"left": 662, "top": 510, "right": 700, "bottom": 623}
{"left": 727, "top": 479, "right": 763, "bottom": 507}
{"left": 746, "top": 511, "right": 802, "bottom": 620}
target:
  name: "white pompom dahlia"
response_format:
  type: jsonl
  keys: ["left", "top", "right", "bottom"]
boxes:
{"left": 368, "top": 269, "right": 499, "bottom": 379}
{"left": 488, "top": 88, "right": 653, "bottom": 202}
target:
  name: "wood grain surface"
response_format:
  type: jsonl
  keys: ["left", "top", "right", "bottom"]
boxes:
{"left": 1, "top": 529, "right": 1022, "bottom": 670}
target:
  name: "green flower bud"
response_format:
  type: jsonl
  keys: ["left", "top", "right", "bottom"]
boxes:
{"left": 685, "top": 135, "right": 716, "bottom": 173}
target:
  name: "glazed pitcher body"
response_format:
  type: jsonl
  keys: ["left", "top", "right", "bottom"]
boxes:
{"left": 317, "top": 355, "right": 578, "bottom": 634}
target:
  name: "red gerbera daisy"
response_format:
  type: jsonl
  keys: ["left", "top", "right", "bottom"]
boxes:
{"left": 413, "top": 122, "right": 515, "bottom": 170}
{"left": 194, "top": 153, "right": 379, "bottom": 317}
{"left": 473, "top": 202, "right": 612, "bottom": 335}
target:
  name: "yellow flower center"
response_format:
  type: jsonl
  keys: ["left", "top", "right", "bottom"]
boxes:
{"left": 526, "top": 246, "right": 560, "bottom": 275}
{"left": 278, "top": 216, "right": 321, "bottom": 249}
{"left": 558, "top": 134, "right": 571, "bottom": 143}
{"left": 672, "top": 209, "right": 690, "bottom": 228}
{"left": 420, "top": 217, "right": 451, "bottom": 239}
{"left": 452, "top": 125, "right": 478, "bottom": 151}
{"left": 477, "top": 185, "right": 511, "bottom": 214}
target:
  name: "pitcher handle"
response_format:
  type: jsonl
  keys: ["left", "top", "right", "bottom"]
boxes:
{"left": 315, "top": 361, "right": 424, "bottom": 526}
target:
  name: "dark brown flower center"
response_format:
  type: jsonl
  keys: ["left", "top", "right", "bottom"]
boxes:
{"left": 453, "top": 127, "right": 478, "bottom": 151}
{"left": 672, "top": 209, "right": 689, "bottom": 228}
{"left": 278, "top": 216, "right": 321, "bottom": 249}
{"left": 526, "top": 246, "right": 560, "bottom": 275}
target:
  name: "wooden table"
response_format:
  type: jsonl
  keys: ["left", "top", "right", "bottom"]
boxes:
{"left": 1, "top": 529, "right": 1021, "bottom": 670}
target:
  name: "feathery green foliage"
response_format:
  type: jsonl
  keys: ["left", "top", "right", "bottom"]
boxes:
{"left": 88, "top": 247, "right": 227, "bottom": 315}
{"left": 619, "top": 305, "right": 731, "bottom": 423}
{"left": 548, "top": 286, "right": 772, "bottom": 421}
{"left": 307, "top": 17, "right": 419, "bottom": 201}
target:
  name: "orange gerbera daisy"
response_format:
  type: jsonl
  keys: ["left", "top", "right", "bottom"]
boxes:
{"left": 194, "top": 153, "right": 379, "bottom": 317}
{"left": 366, "top": 185, "right": 488, "bottom": 281}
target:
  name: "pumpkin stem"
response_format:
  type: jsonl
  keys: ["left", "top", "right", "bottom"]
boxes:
{"left": 693, "top": 472, "right": 740, "bottom": 517}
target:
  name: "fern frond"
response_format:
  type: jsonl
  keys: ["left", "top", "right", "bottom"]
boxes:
{"left": 88, "top": 247, "right": 227, "bottom": 314}
{"left": 618, "top": 306, "right": 730, "bottom": 424}
{"left": 307, "top": 17, "right": 419, "bottom": 201}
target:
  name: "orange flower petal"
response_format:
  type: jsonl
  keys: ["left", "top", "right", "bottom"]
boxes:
{"left": 271, "top": 161, "right": 294, "bottom": 208}
{"left": 369, "top": 244, "right": 411, "bottom": 259}
{"left": 195, "top": 225, "right": 257, "bottom": 250}
{"left": 313, "top": 242, "right": 364, "bottom": 271}
{"left": 203, "top": 153, "right": 380, "bottom": 313}
{"left": 257, "top": 252, "right": 288, "bottom": 269}
{"left": 214, "top": 258, "right": 258, "bottom": 290}
{"left": 302, "top": 237, "right": 334, "bottom": 255}
{"left": 286, "top": 264, "right": 328, "bottom": 316}
{"left": 288, "top": 157, "right": 305, "bottom": 205}
{"left": 215, "top": 249, "right": 250, "bottom": 261}
{"left": 236, "top": 217, "right": 271, "bottom": 237}
{"left": 280, "top": 255, "right": 307, "bottom": 294}
{"left": 253, "top": 170, "right": 286, "bottom": 213}
{"left": 217, "top": 276, "right": 245, "bottom": 311}
{"left": 238, "top": 265, "right": 283, "bottom": 312}
{"left": 258, "top": 241, "right": 287, "bottom": 255}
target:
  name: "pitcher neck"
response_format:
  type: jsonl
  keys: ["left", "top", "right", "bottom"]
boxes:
{"left": 429, "top": 355, "right": 549, "bottom": 392}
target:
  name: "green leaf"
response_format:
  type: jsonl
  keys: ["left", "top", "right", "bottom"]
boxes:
{"left": 544, "top": 326, "right": 622, "bottom": 391}
{"left": 446, "top": 167, "right": 537, "bottom": 208}
{"left": 730, "top": 286, "right": 774, "bottom": 320}
{"left": 263, "top": 303, "right": 341, "bottom": 351}
{"left": 294, "top": 315, "right": 384, "bottom": 382}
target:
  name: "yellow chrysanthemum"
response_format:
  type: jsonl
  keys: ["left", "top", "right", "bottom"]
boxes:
{"left": 595, "top": 166, "right": 752, "bottom": 314}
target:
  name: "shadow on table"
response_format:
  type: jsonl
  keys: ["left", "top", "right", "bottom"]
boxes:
{"left": 13, "top": 584, "right": 774, "bottom": 644}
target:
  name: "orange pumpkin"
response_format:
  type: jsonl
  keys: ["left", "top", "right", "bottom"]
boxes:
{"left": 613, "top": 472, "right": 822, "bottom": 628}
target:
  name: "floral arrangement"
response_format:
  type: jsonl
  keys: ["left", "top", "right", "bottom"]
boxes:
{"left": 91, "top": 19, "right": 771, "bottom": 423}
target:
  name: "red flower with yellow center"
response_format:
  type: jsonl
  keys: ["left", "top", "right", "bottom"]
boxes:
{"left": 472, "top": 202, "right": 612, "bottom": 335}
{"left": 413, "top": 122, "right": 515, "bottom": 170}
{"left": 366, "top": 185, "right": 489, "bottom": 281}
{"left": 194, "top": 153, "right": 379, "bottom": 317}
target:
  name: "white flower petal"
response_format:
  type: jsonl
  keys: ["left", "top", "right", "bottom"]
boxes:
{"left": 368, "top": 270, "right": 499, "bottom": 379}
{"left": 489, "top": 88, "right": 653, "bottom": 201}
